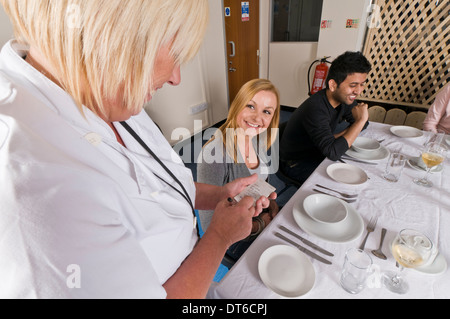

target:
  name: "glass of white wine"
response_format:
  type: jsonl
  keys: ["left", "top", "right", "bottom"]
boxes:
{"left": 413, "top": 142, "right": 447, "bottom": 188}
{"left": 382, "top": 229, "right": 433, "bottom": 294}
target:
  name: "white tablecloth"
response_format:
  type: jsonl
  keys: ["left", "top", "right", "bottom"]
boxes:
{"left": 209, "top": 122, "right": 450, "bottom": 299}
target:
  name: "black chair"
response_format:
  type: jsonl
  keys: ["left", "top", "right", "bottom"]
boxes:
{"left": 275, "top": 122, "right": 302, "bottom": 197}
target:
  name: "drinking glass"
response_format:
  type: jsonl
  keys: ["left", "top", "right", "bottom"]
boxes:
{"left": 382, "top": 229, "right": 433, "bottom": 294}
{"left": 340, "top": 248, "right": 373, "bottom": 294}
{"left": 413, "top": 142, "right": 447, "bottom": 188}
{"left": 383, "top": 152, "right": 407, "bottom": 182}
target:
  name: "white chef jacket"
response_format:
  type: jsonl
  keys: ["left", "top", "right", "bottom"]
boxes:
{"left": 0, "top": 40, "right": 198, "bottom": 299}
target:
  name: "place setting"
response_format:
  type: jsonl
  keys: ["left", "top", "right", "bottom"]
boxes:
{"left": 343, "top": 136, "right": 390, "bottom": 163}
{"left": 257, "top": 189, "right": 366, "bottom": 298}
{"left": 257, "top": 223, "right": 333, "bottom": 298}
{"left": 412, "top": 141, "right": 447, "bottom": 188}
{"left": 351, "top": 227, "right": 448, "bottom": 296}
{"left": 404, "top": 130, "right": 448, "bottom": 181}
{"left": 258, "top": 195, "right": 345, "bottom": 298}
{"left": 258, "top": 223, "right": 335, "bottom": 298}
{"left": 326, "top": 136, "right": 390, "bottom": 186}
{"left": 291, "top": 192, "right": 364, "bottom": 244}
{"left": 258, "top": 215, "right": 448, "bottom": 298}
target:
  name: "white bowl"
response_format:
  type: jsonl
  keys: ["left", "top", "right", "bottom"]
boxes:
{"left": 352, "top": 137, "right": 381, "bottom": 154}
{"left": 303, "top": 194, "right": 348, "bottom": 224}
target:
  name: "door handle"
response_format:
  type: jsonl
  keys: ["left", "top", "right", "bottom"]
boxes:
{"left": 228, "top": 41, "right": 236, "bottom": 57}
{"left": 229, "top": 67, "right": 237, "bottom": 72}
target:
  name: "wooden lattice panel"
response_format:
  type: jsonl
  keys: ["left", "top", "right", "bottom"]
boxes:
{"left": 362, "top": 0, "right": 449, "bottom": 108}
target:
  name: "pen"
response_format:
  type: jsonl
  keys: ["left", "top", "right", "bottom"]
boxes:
{"left": 227, "top": 197, "right": 238, "bottom": 205}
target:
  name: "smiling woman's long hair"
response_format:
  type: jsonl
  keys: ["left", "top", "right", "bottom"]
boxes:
{"left": 1, "top": 0, "right": 209, "bottom": 119}
{"left": 207, "top": 79, "right": 280, "bottom": 163}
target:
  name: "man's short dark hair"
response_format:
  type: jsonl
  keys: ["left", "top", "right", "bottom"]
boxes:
{"left": 326, "top": 51, "right": 372, "bottom": 88}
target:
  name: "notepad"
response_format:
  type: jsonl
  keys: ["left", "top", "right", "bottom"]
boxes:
{"left": 234, "top": 179, "right": 276, "bottom": 203}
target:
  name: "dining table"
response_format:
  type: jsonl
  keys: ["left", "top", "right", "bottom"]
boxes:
{"left": 207, "top": 122, "right": 450, "bottom": 299}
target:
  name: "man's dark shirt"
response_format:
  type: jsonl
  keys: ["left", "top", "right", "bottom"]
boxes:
{"left": 280, "top": 89, "right": 368, "bottom": 164}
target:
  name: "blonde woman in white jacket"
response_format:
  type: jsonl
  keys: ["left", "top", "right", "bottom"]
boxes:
{"left": 0, "top": 0, "right": 273, "bottom": 299}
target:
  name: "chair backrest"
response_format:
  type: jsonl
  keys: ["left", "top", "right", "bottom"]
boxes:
{"left": 384, "top": 108, "right": 407, "bottom": 125}
{"left": 404, "top": 111, "right": 427, "bottom": 130}
{"left": 279, "top": 121, "right": 288, "bottom": 139}
{"left": 368, "top": 105, "right": 387, "bottom": 123}
{"left": 275, "top": 121, "right": 302, "bottom": 194}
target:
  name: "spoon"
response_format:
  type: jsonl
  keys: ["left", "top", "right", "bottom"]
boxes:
{"left": 372, "top": 228, "right": 387, "bottom": 260}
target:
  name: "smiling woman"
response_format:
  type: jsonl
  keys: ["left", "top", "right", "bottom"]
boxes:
{"left": 215, "top": 79, "right": 281, "bottom": 164}
{"left": 197, "top": 79, "right": 281, "bottom": 267}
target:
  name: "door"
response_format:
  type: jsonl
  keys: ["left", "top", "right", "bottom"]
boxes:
{"left": 224, "top": 0, "right": 260, "bottom": 103}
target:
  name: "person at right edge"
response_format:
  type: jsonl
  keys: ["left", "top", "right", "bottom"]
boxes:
{"left": 279, "top": 51, "right": 372, "bottom": 185}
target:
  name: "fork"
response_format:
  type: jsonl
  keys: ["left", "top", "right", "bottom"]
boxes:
{"left": 315, "top": 184, "right": 358, "bottom": 199}
{"left": 312, "top": 189, "right": 357, "bottom": 204}
{"left": 359, "top": 216, "right": 378, "bottom": 250}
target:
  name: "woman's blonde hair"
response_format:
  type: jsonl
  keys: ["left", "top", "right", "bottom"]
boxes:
{"left": 1, "top": 0, "right": 209, "bottom": 118}
{"left": 210, "top": 79, "right": 280, "bottom": 163}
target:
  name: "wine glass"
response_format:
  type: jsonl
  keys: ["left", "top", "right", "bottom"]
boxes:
{"left": 413, "top": 142, "right": 447, "bottom": 188}
{"left": 382, "top": 229, "right": 433, "bottom": 294}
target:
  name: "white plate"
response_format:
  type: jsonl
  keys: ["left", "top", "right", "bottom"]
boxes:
{"left": 293, "top": 197, "right": 364, "bottom": 243}
{"left": 390, "top": 126, "right": 424, "bottom": 138}
{"left": 407, "top": 157, "right": 443, "bottom": 173}
{"left": 326, "top": 163, "right": 368, "bottom": 185}
{"left": 258, "top": 245, "right": 315, "bottom": 298}
{"left": 303, "top": 194, "right": 348, "bottom": 224}
{"left": 346, "top": 145, "right": 390, "bottom": 161}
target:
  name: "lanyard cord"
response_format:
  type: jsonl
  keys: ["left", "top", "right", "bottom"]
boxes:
{"left": 120, "top": 121, "right": 199, "bottom": 238}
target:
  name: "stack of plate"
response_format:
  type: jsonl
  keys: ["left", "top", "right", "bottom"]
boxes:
{"left": 346, "top": 137, "right": 390, "bottom": 162}
{"left": 292, "top": 195, "right": 364, "bottom": 244}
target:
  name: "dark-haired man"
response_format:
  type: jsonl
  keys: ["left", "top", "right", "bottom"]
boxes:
{"left": 279, "top": 51, "right": 372, "bottom": 185}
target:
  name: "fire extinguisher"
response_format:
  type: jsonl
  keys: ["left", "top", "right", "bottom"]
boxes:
{"left": 308, "top": 57, "right": 331, "bottom": 96}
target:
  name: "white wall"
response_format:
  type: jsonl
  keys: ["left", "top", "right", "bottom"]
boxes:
{"left": 145, "top": 56, "right": 210, "bottom": 143}
{"left": 316, "top": 0, "right": 371, "bottom": 61}
{"left": 0, "top": 5, "right": 14, "bottom": 47}
{"left": 145, "top": 0, "right": 229, "bottom": 145}
{"left": 269, "top": 42, "right": 318, "bottom": 107}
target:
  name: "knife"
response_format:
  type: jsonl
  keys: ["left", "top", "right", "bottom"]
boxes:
{"left": 279, "top": 226, "right": 334, "bottom": 257}
{"left": 341, "top": 155, "right": 378, "bottom": 165}
{"left": 275, "top": 232, "right": 332, "bottom": 265}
